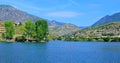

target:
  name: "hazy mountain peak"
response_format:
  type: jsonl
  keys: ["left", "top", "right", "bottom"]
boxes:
{"left": 92, "top": 12, "right": 120, "bottom": 26}
{"left": 48, "top": 20, "right": 65, "bottom": 26}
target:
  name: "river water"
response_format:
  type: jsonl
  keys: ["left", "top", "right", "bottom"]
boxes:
{"left": 0, "top": 41, "right": 120, "bottom": 63}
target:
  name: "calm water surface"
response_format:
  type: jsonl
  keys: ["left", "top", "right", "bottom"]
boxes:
{"left": 0, "top": 41, "right": 120, "bottom": 63}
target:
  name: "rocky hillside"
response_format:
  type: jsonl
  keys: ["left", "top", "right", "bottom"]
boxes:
{"left": 48, "top": 20, "right": 65, "bottom": 26}
{"left": 0, "top": 5, "right": 42, "bottom": 22}
{"left": 49, "top": 23, "right": 80, "bottom": 36}
{"left": 67, "top": 22, "right": 120, "bottom": 38}
{"left": 93, "top": 12, "right": 120, "bottom": 26}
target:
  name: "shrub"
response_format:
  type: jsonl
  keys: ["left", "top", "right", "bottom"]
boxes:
{"left": 15, "top": 36, "right": 26, "bottom": 42}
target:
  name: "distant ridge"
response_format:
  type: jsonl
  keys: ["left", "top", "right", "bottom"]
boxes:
{"left": 0, "top": 5, "right": 42, "bottom": 22}
{"left": 92, "top": 12, "right": 120, "bottom": 26}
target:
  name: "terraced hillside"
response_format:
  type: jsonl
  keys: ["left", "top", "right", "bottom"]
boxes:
{"left": 66, "top": 22, "right": 120, "bottom": 38}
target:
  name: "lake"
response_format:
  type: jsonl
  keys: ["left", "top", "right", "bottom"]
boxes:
{"left": 0, "top": 41, "right": 120, "bottom": 63}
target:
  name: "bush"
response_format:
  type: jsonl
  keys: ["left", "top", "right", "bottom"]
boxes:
{"left": 15, "top": 36, "right": 26, "bottom": 42}
{"left": 112, "top": 37, "right": 120, "bottom": 42}
{"left": 98, "top": 38, "right": 104, "bottom": 42}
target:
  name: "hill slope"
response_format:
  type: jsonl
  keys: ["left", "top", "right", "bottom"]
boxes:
{"left": 0, "top": 5, "right": 42, "bottom": 22}
{"left": 67, "top": 22, "right": 120, "bottom": 38}
{"left": 93, "top": 12, "right": 120, "bottom": 26}
{"left": 49, "top": 23, "right": 80, "bottom": 36}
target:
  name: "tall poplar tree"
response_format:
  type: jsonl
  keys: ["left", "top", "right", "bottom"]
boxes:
{"left": 4, "top": 21, "right": 15, "bottom": 39}
{"left": 35, "top": 20, "right": 48, "bottom": 41}
{"left": 24, "top": 20, "right": 35, "bottom": 41}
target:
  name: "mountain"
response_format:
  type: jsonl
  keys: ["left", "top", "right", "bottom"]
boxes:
{"left": 0, "top": 5, "right": 80, "bottom": 36}
{"left": 0, "top": 5, "right": 42, "bottom": 22}
{"left": 48, "top": 20, "right": 65, "bottom": 26}
{"left": 93, "top": 12, "right": 120, "bottom": 26}
{"left": 49, "top": 23, "right": 80, "bottom": 36}
{"left": 67, "top": 22, "right": 120, "bottom": 38}
{"left": 0, "top": 5, "right": 64, "bottom": 26}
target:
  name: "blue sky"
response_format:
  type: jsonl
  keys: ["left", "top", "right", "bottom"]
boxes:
{"left": 0, "top": 0, "right": 120, "bottom": 26}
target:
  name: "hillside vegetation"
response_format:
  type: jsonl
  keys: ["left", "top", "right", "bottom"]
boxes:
{"left": 49, "top": 23, "right": 80, "bottom": 36}
{"left": 0, "top": 20, "right": 49, "bottom": 42}
{"left": 61, "top": 22, "right": 120, "bottom": 42}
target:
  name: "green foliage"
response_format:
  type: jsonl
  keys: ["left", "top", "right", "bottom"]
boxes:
{"left": 4, "top": 21, "right": 15, "bottom": 39}
{"left": 110, "top": 37, "right": 120, "bottom": 42}
{"left": 47, "top": 34, "right": 58, "bottom": 40}
{"left": 35, "top": 20, "right": 48, "bottom": 40}
{"left": 98, "top": 38, "right": 104, "bottom": 42}
{"left": 0, "top": 19, "right": 49, "bottom": 42}
{"left": 105, "top": 36, "right": 111, "bottom": 42}
{"left": 24, "top": 20, "right": 35, "bottom": 39}
{"left": 15, "top": 24, "right": 26, "bottom": 35}
{"left": 19, "top": 25, "right": 26, "bottom": 34}
{"left": 23, "top": 20, "right": 49, "bottom": 42}
{"left": 15, "top": 36, "right": 26, "bottom": 42}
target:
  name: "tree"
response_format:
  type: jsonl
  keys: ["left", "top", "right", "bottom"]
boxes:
{"left": 4, "top": 21, "right": 15, "bottom": 39}
{"left": 98, "top": 38, "right": 104, "bottom": 42}
{"left": 35, "top": 20, "right": 48, "bottom": 41}
{"left": 24, "top": 20, "right": 35, "bottom": 41}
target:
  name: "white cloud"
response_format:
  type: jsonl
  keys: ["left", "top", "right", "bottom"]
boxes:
{"left": 45, "top": 11, "right": 81, "bottom": 18}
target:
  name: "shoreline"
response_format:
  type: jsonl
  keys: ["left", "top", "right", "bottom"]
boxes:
{"left": 0, "top": 39, "right": 48, "bottom": 42}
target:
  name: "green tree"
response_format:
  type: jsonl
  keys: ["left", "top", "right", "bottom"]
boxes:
{"left": 105, "top": 36, "right": 111, "bottom": 42}
{"left": 35, "top": 20, "right": 48, "bottom": 41}
{"left": 19, "top": 25, "right": 26, "bottom": 35}
{"left": 98, "top": 38, "right": 104, "bottom": 42}
{"left": 4, "top": 21, "right": 15, "bottom": 39}
{"left": 24, "top": 20, "right": 35, "bottom": 41}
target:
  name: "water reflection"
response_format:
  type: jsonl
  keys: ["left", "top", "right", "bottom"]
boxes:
{"left": 0, "top": 42, "right": 48, "bottom": 63}
{"left": 0, "top": 41, "right": 120, "bottom": 63}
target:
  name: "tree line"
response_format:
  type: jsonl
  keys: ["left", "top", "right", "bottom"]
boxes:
{"left": 58, "top": 36, "right": 120, "bottom": 42}
{"left": 4, "top": 20, "right": 48, "bottom": 42}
